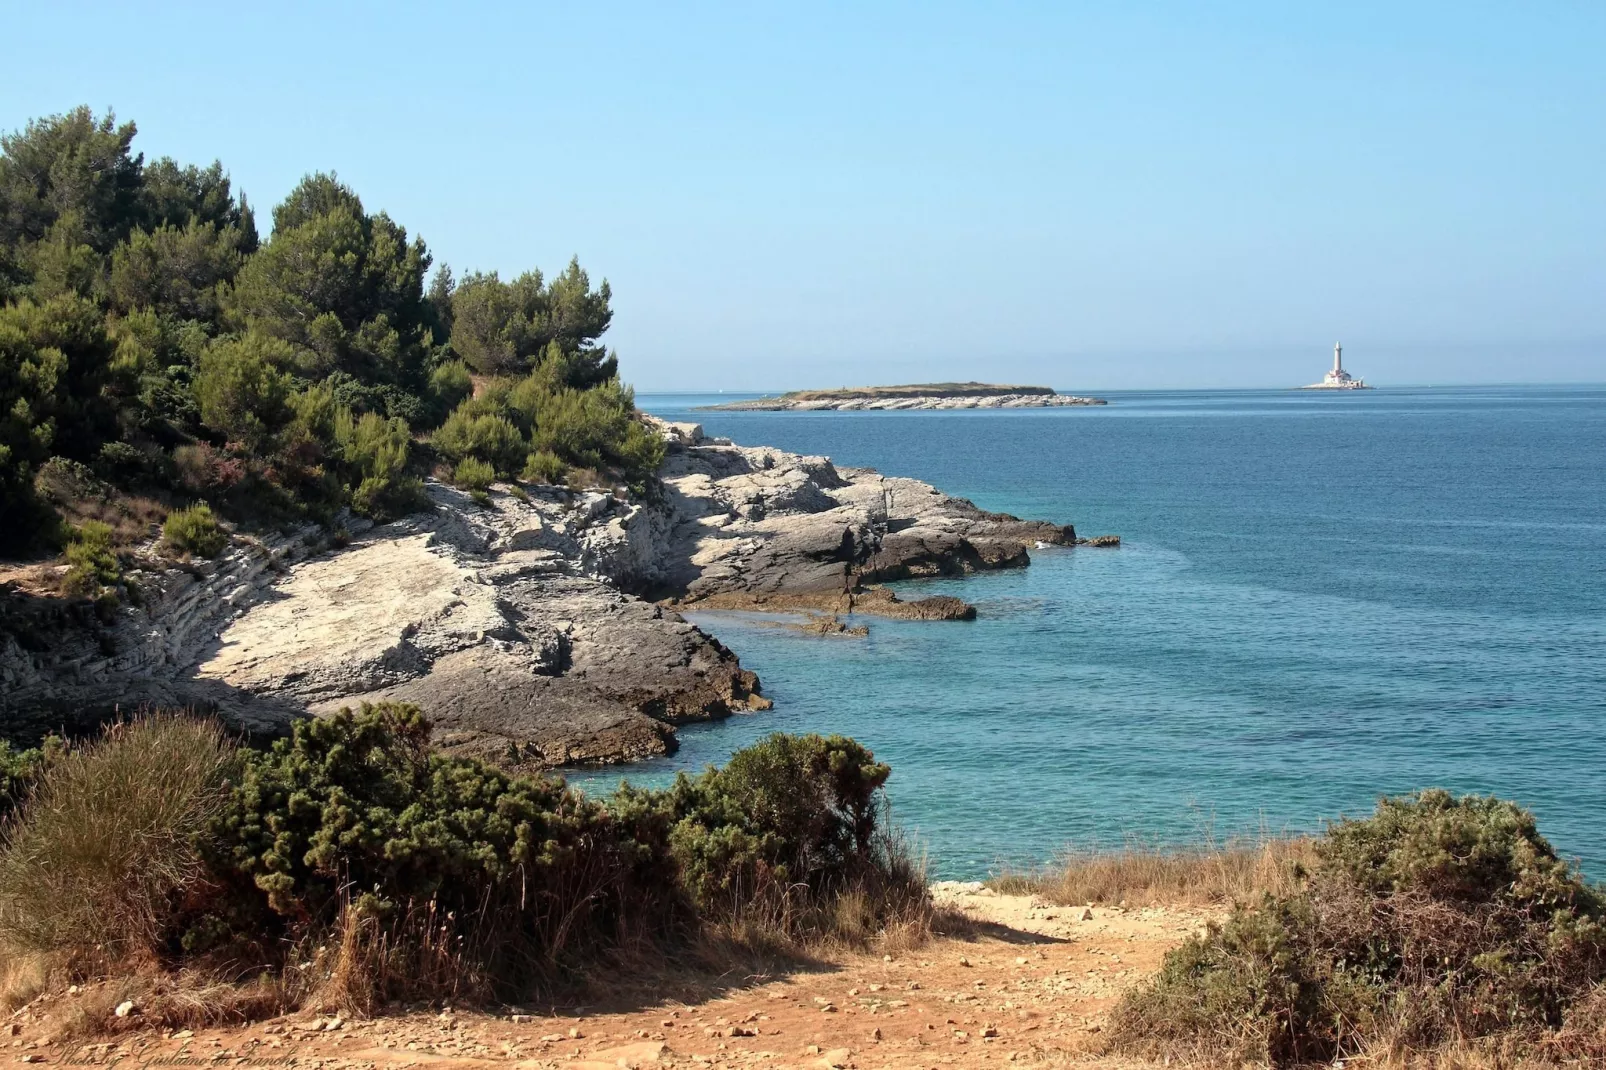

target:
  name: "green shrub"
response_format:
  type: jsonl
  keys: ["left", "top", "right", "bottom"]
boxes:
{"left": 609, "top": 732, "right": 916, "bottom": 940}
{"left": 0, "top": 717, "right": 229, "bottom": 961}
{"left": 32, "top": 456, "right": 108, "bottom": 508}
{"left": 203, "top": 704, "right": 681, "bottom": 987}
{"left": 193, "top": 333, "right": 294, "bottom": 449}
{"left": 521, "top": 449, "right": 565, "bottom": 484}
{"left": 426, "top": 360, "right": 473, "bottom": 420}
{"left": 452, "top": 456, "right": 496, "bottom": 492}
{"left": 337, "top": 410, "right": 424, "bottom": 519}
{"left": 1317, "top": 789, "right": 1597, "bottom": 912}
{"left": 511, "top": 377, "right": 663, "bottom": 489}
{"left": 431, "top": 406, "right": 525, "bottom": 474}
{"left": 1110, "top": 791, "right": 1606, "bottom": 1066}
{"left": 162, "top": 502, "right": 227, "bottom": 558}
{"left": 62, "top": 519, "right": 120, "bottom": 596}
{"left": 0, "top": 740, "right": 52, "bottom": 824}
{"left": 94, "top": 440, "right": 152, "bottom": 484}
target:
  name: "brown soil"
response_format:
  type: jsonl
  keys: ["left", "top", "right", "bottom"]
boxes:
{"left": 9, "top": 889, "right": 1211, "bottom": 1070}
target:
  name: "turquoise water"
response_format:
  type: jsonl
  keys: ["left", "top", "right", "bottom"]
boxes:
{"left": 572, "top": 386, "right": 1606, "bottom": 878}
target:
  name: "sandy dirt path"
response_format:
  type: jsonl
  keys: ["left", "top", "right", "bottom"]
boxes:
{"left": 14, "top": 889, "right": 1214, "bottom": 1070}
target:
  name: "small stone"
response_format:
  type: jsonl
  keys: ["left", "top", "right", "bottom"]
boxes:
{"left": 957, "top": 956, "right": 971, "bottom": 967}
{"left": 568, "top": 1027, "right": 583, "bottom": 1039}
{"left": 113, "top": 1002, "right": 136, "bottom": 1019}
{"left": 906, "top": 981, "right": 921, "bottom": 990}
{"left": 510, "top": 1015, "right": 534, "bottom": 1024}
{"left": 1015, "top": 957, "right": 1028, "bottom": 965}
{"left": 819, "top": 1003, "right": 838, "bottom": 1013}
{"left": 980, "top": 1026, "right": 999, "bottom": 1038}
{"left": 818, "top": 1047, "right": 852, "bottom": 1068}
{"left": 1079, "top": 907, "right": 1094, "bottom": 921}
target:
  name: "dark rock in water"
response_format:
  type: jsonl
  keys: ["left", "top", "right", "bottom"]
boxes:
{"left": 1076, "top": 535, "right": 1122, "bottom": 547}
{"left": 759, "top": 613, "right": 871, "bottom": 639}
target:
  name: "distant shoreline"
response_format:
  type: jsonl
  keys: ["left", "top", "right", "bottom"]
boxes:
{"left": 698, "top": 381, "right": 1108, "bottom": 411}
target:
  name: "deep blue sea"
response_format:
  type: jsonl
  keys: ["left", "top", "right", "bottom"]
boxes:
{"left": 571, "top": 386, "right": 1606, "bottom": 879}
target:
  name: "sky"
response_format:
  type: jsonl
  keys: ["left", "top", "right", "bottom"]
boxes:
{"left": 3, "top": 1, "right": 1603, "bottom": 391}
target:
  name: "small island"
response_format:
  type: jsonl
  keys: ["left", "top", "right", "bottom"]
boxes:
{"left": 698, "top": 381, "right": 1108, "bottom": 411}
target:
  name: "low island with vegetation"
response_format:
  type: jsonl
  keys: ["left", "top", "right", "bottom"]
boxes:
{"left": 698, "top": 381, "right": 1107, "bottom": 410}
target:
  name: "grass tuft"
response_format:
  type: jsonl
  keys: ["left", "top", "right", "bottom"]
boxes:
{"left": 0, "top": 715, "right": 229, "bottom": 964}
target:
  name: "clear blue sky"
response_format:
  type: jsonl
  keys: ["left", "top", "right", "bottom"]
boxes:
{"left": 4, "top": 1, "right": 1602, "bottom": 390}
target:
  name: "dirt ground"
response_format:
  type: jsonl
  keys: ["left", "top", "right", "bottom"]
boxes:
{"left": 9, "top": 887, "right": 1215, "bottom": 1070}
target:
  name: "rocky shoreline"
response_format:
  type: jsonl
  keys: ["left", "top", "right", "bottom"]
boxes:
{"left": 0, "top": 420, "right": 1117, "bottom": 768}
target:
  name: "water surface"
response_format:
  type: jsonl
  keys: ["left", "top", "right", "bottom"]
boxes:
{"left": 572, "top": 386, "right": 1606, "bottom": 878}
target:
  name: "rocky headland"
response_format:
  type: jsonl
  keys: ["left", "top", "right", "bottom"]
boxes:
{"left": 700, "top": 382, "right": 1107, "bottom": 410}
{"left": 0, "top": 419, "right": 1117, "bottom": 768}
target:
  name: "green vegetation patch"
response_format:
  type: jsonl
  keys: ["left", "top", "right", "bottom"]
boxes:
{"left": 161, "top": 502, "right": 226, "bottom": 558}
{"left": 1, "top": 107, "right": 662, "bottom": 560}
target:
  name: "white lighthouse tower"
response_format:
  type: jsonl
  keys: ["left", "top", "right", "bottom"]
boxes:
{"left": 1303, "top": 342, "right": 1370, "bottom": 389}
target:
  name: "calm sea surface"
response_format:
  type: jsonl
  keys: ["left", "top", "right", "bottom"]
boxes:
{"left": 571, "top": 386, "right": 1606, "bottom": 878}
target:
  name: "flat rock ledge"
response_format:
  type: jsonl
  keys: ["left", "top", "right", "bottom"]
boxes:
{"left": 0, "top": 420, "right": 1109, "bottom": 768}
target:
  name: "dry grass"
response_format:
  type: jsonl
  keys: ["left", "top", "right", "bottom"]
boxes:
{"left": 1345, "top": 1036, "right": 1600, "bottom": 1068}
{"left": 0, "top": 715, "right": 230, "bottom": 963}
{"left": 60, "top": 494, "right": 167, "bottom": 548}
{"left": 1, "top": 950, "right": 54, "bottom": 1012}
{"left": 307, "top": 897, "right": 490, "bottom": 1017}
{"left": 686, "top": 825, "right": 939, "bottom": 972}
{"left": 36, "top": 970, "right": 289, "bottom": 1041}
{"left": 991, "top": 834, "right": 1317, "bottom": 908}
{"left": 564, "top": 466, "right": 607, "bottom": 490}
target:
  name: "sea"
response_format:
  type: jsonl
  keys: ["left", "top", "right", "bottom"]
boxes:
{"left": 569, "top": 385, "right": 1606, "bottom": 879}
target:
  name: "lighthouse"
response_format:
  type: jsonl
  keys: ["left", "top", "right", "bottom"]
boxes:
{"left": 1303, "top": 342, "right": 1370, "bottom": 389}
